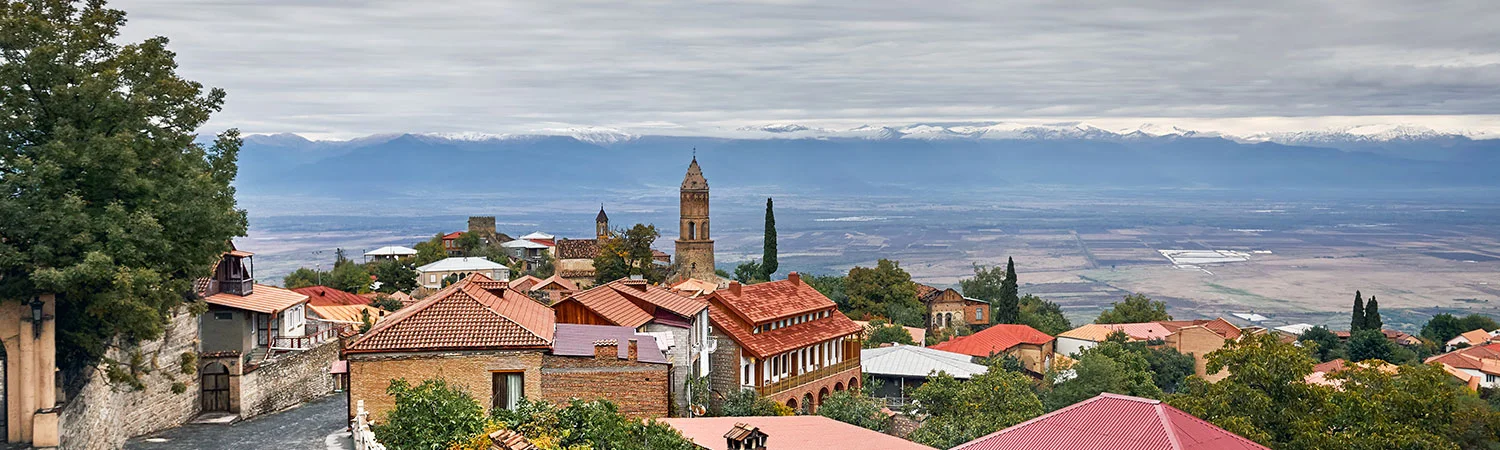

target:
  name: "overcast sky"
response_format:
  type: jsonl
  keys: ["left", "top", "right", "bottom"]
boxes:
{"left": 113, "top": 0, "right": 1500, "bottom": 139}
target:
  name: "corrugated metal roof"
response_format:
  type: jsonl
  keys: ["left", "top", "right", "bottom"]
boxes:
{"left": 308, "top": 304, "right": 388, "bottom": 324}
{"left": 415, "top": 257, "right": 507, "bottom": 272}
{"left": 364, "top": 246, "right": 417, "bottom": 256}
{"left": 861, "top": 344, "right": 987, "bottom": 379}
{"left": 954, "top": 393, "right": 1269, "bottom": 450}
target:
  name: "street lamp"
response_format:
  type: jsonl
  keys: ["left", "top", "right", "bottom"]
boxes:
{"left": 30, "top": 296, "right": 50, "bottom": 339}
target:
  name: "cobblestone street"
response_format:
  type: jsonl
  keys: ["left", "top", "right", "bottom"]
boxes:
{"left": 125, "top": 394, "right": 352, "bottom": 450}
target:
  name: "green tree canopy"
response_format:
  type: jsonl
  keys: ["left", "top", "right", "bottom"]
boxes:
{"left": 283, "top": 267, "right": 324, "bottom": 289}
{"left": 817, "top": 390, "right": 887, "bottom": 431}
{"left": 374, "top": 378, "right": 487, "bottom": 450}
{"left": 411, "top": 233, "right": 448, "bottom": 267}
{"left": 1297, "top": 325, "right": 1343, "bottom": 362}
{"left": 1018, "top": 294, "right": 1072, "bottom": 335}
{"left": 1045, "top": 340, "right": 1163, "bottom": 410}
{"left": 761, "top": 197, "right": 777, "bottom": 278}
{"left": 368, "top": 258, "right": 417, "bottom": 294}
{"left": 907, "top": 366, "right": 1045, "bottom": 448}
{"left": 733, "top": 260, "right": 766, "bottom": 284}
{"left": 594, "top": 224, "right": 662, "bottom": 284}
{"left": 1095, "top": 294, "right": 1172, "bottom": 324}
{"left": 960, "top": 263, "right": 1005, "bottom": 306}
{"left": 1364, "top": 295, "right": 1382, "bottom": 331}
{"left": 0, "top": 0, "right": 248, "bottom": 376}
{"left": 804, "top": 273, "right": 849, "bottom": 310}
{"left": 864, "top": 320, "right": 916, "bottom": 348}
{"left": 716, "top": 389, "right": 793, "bottom": 417}
{"left": 491, "top": 399, "right": 698, "bottom": 450}
{"left": 1351, "top": 290, "right": 1365, "bottom": 332}
{"left": 1345, "top": 329, "right": 1394, "bottom": 363}
{"left": 1422, "top": 313, "right": 1500, "bottom": 344}
{"left": 845, "top": 259, "right": 922, "bottom": 328}
{"left": 997, "top": 257, "right": 1020, "bottom": 323}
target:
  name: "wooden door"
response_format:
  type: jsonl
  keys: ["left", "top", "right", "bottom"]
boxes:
{"left": 201, "top": 363, "right": 231, "bottom": 412}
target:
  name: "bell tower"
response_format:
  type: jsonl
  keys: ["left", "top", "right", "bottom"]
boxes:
{"left": 595, "top": 205, "right": 610, "bottom": 241}
{"left": 674, "top": 155, "right": 716, "bottom": 280}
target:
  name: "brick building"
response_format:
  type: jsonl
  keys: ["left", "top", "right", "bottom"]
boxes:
{"left": 344, "top": 274, "right": 672, "bottom": 420}
{"left": 552, "top": 277, "right": 712, "bottom": 416}
{"left": 705, "top": 272, "right": 864, "bottom": 413}
{"left": 917, "top": 284, "right": 990, "bottom": 330}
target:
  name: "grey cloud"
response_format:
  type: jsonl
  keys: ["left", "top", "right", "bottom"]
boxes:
{"left": 111, "top": 0, "right": 1500, "bottom": 136}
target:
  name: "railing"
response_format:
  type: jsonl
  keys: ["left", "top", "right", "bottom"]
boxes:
{"left": 352, "top": 400, "right": 387, "bottom": 450}
{"left": 219, "top": 278, "right": 255, "bottom": 296}
{"left": 270, "top": 321, "right": 349, "bottom": 351}
{"left": 756, "top": 358, "right": 860, "bottom": 396}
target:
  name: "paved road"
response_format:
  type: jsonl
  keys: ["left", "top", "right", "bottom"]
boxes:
{"left": 126, "top": 394, "right": 353, "bottom": 450}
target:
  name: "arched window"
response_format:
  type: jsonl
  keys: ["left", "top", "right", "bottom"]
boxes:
{"left": 688, "top": 222, "right": 696, "bottom": 240}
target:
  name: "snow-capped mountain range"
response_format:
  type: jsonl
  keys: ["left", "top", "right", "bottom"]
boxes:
{"left": 246, "top": 122, "right": 1496, "bottom": 148}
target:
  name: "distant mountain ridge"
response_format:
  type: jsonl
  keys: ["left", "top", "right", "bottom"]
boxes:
{"left": 231, "top": 125, "right": 1500, "bottom": 212}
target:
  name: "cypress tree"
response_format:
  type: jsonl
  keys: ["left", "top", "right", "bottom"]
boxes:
{"left": 1365, "top": 296, "right": 1382, "bottom": 331}
{"left": 997, "top": 257, "right": 1020, "bottom": 324}
{"left": 761, "top": 198, "right": 778, "bottom": 278}
{"left": 1351, "top": 291, "right": 1365, "bottom": 332}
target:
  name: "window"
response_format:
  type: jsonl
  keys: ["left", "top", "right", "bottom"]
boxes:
{"left": 976, "top": 309, "right": 983, "bottom": 321}
{"left": 1489, "top": 374, "right": 1498, "bottom": 384}
{"left": 214, "top": 312, "right": 233, "bottom": 320}
{"left": 492, "top": 372, "right": 524, "bottom": 411}
{"left": 429, "top": 274, "right": 437, "bottom": 283}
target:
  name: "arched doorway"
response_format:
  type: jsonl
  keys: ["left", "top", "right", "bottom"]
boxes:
{"left": 785, "top": 398, "right": 797, "bottom": 411}
{"left": 848, "top": 377, "right": 860, "bottom": 393}
{"left": 201, "top": 362, "right": 230, "bottom": 412}
{"left": 801, "top": 393, "right": 814, "bottom": 414}
{"left": 818, "top": 387, "right": 830, "bottom": 405}
{"left": 834, "top": 382, "right": 844, "bottom": 392}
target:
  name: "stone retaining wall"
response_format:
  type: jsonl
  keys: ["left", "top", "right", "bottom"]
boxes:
{"left": 58, "top": 311, "right": 201, "bottom": 450}
{"left": 239, "top": 339, "right": 339, "bottom": 419}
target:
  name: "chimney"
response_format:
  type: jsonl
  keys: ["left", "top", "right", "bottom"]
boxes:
{"left": 723, "top": 423, "right": 767, "bottom": 450}
{"left": 728, "top": 281, "right": 741, "bottom": 296}
{"left": 787, "top": 272, "right": 800, "bottom": 286}
{"left": 624, "top": 275, "right": 648, "bottom": 290}
{"left": 626, "top": 338, "right": 639, "bottom": 361}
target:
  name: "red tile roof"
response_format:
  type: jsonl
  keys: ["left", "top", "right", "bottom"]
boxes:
{"left": 509, "top": 275, "right": 544, "bottom": 291}
{"left": 708, "top": 303, "right": 861, "bottom": 358}
{"left": 293, "top": 285, "right": 371, "bottom": 307}
{"left": 660, "top": 415, "right": 935, "bottom": 450}
{"left": 557, "top": 278, "right": 707, "bottom": 328}
{"left": 442, "top": 231, "right": 464, "bottom": 240}
{"left": 1200, "top": 318, "right": 1243, "bottom": 339}
{"left": 930, "top": 324, "right": 1053, "bottom": 357}
{"left": 954, "top": 393, "right": 1269, "bottom": 450}
{"left": 1428, "top": 342, "right": 1500, "bottom": 373}
{"left": 534, "top": 275, "right": 580, "bottom": 292}
{"left": 204, "top": 285, "right": 309, "bottom": 314}
{"left": 347, "top": 274, "right": 554, "bottom": 353}
{"left": 710, "top": 276, "right": 836, "bottom": 325}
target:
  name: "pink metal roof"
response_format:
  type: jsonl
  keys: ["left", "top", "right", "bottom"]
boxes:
{"left": 953, "top": 393, "right": 1269, "bottom": 450}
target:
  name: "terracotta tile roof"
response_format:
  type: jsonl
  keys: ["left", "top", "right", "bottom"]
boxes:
{"left": 1457, "top": 329, "right": 1493, "bottom": 346}
{"left": 204, "top": 285, "right": 309, "bottom": 314}
{"left": 556, "top": 238, "right": 601, "bottom": 260}
{"left": 660, "top": 416, "right": 935, "bottom": 450}
{"left": 557, "top": 269, "right": 596, "bottom": 279}
{"left": 308, "top": 304, "right": 389, "bottom": 324}
{"left": 534, "top": 275, "right": 580, "bottom": 292}
{"left": 293, "top": 286, "right": 371, "bottom": 307}
{"left": 347, "top": 274, "right": 554, "bottom": 353}
{"left": 708, "top": 302, "right": 861, "bottom": 358}
{"left": 914, "top": 283, "right": 941, "bottom": 302}
{"left": 1201, "top": 318, "right": 1243, "bottom": 339}
{"left": 1058, "top": 322, "right": 1172, "bottom": 342}
{"left": 930, "top": 324, "right": 1053, "bottom": 357}
{"left": 558, "top": 278, "right": 706, "bottom": 328}
{"left": 509, "top": 275, "right": 544, "bottom": 291}
{"left": 954, "top": 393, "right": 1269, "bottom": 450}
{"left": 669, "top": 278, "right": 720, "bottom": 297}
{"left": 710, "top": 275, "right": 837, "bottom": 325}
{"left": 1428, "top": 343, "right": 1500, "bottom": 373}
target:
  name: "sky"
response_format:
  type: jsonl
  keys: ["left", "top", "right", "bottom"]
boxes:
{"left": 112, "top": 0, "right": 1500, "bottom": 139}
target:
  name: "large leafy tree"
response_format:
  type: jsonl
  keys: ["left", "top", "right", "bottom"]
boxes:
{"left": 804, "top": 273, "right": 849, "bottom": 311}
{"left": 960, "top": 263, "right": 1005, "bottom": 306}
{"left": 1018, "top": 294, "right": 1072, "bottom": 335}
{"left": 1345, "top": 329, "right": 1394, "bottom": 363}
{"left": 1095, "top": 294, "right": 1171, "bottom": 324}
{"left": 368, "top": 258, "right": 417, "bottom": 294}
{"left": 863, "top": 319, "right": 916, "bottom": 348}
{"left": 374, "top": 378, "right": 487, "bottom": 450}
{"left": 817, "top": 390, "right": 886, "bottom": 431}
{"left": 761, "top": 197, "right": 777, "bottom": 278}
{"left": 1298, "top": 326, "right": 1343, "bottom": 362}
{"left": 907, "top": 365, "right": 1044, "bottom": 448}
{"left": 0, "top": 0, "right": 246, "bottom": 376}
{"left": 594, "top": 224, "right": 661, "bottom": 284}
{"left": 1422, "top": 313, "right": 1500, "bottom": 344}
{"left": 845, "top": 259, "right": 922, "bottom": 327}
{"left": 1045, "top": 339, "right": 1163, "bottom": 410}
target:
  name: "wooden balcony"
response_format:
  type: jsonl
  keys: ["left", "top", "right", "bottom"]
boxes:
{"left": 756, "top": 358, "right": 860, "bottom": 397}
{"left": 218, "top": 277, "right": 255, "bottom": 296}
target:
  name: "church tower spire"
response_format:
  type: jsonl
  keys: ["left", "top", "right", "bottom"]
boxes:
{"left": 595, "top": 204, "right": 609, "bottom": 241}
{"left": 675, "top": 155, "right": 716, "bottom": 281}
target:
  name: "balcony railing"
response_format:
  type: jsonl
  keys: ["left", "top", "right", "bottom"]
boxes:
{"left": 756, "top": 358, "right": 860, "bottom": 397}
{"left": 270, "top": 321, "right": 349, "bottom": 351}
{"left": 218, "top": 277, "right": 255, "bottom": 296}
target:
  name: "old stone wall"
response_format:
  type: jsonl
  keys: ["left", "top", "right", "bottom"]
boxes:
{"left": 238, "top": 339, "right": 340, "bottom": 419}
{"left": 58, "top": 311, "right": 201, "bottom": 450}
{"left": 539, "top": 346, "right": 671, "bottom": 419}
{"left": 642, "top": 323, "right": 693, "bottom": 416}
{"left": 347, "top": 350, "right": 545, "bottom": 421}
{"left": 706, "top": 330, "right": 742, "bottom": 403}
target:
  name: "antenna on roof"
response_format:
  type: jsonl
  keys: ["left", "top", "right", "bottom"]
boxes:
{"left": 692, "top": 147, "right": 696, "bottom": 160}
